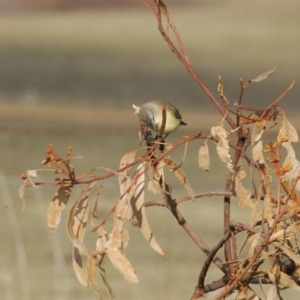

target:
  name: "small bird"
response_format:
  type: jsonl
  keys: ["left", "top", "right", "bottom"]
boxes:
{"left": 133, "top": 99, "right": 187, "bottom": 135}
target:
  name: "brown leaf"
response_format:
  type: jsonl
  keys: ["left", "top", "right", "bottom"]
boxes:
{"left": 90, "top": 196, "right": 117, "bottom": 299}
{"left": 236, "top": 288, "right": 259, "bottom": 300}
{"left": 67, "top": 184, "right": 92, "bottom": 258}
{"left": 105, "top": 238, "right": 138, "bottom": 284}
{"left": 249, "top": 67, "right": 276, "bottom": 83}
{"left": 91, "top": 188, "right": 108, "bottom": 253}
{"left": 112, "top": 192, "right": 134, "bottom": 250}
{"left": 266, "top": 285, "right": 276, "bottom": 300}
{"left": 211, "top": 125, "right": 233, "bottom": 172}
{"left": 251, "top": 123, "right": 266, "bottom": 166}
{"left": 87, "top": 255, "right": 104, "bottom": 299}
{"left": 71, "top": 183, "right": 92, "bottom": 286}
{"left": 98, "top": 261, "right": 117, "bottom": 300}
{"left": 147, "top": 159, "right": 165, "bottom": 195}
{"left": 268, "top": 263, "right": 300, "bottom": 290}
{"left": 47, "top": 183, "right": 72, "bottom": 233}
{"left": 119, "top": 150, "right": 137, "bottom": 194}
{"left": 127, "top": 163, "right": 166, "bottom": 256}
{"left": 250, "top": 190, "right": 262, "bottom": 227}
{"left": 234, "top": 162, "right": 253, "bottom": 209}
{"left": 198, "top": 142, "right": 210, "bottom": 171}
{"left": 73, "top": 247, "right": 89, "bottom": 287}
{"left": 274, "top": 242, "right": 300, "bottom": 267}
{"left": 264, "top": 192, "right": 274, "bottom": 227}
{"left": 164, "top": 158, "right": 195, "bottom": 201}
{"left": 247, "top": 232, "right": 261, "bottom": 258}
{"left": 278, "top": 117, "right": 299, "bottom": 143}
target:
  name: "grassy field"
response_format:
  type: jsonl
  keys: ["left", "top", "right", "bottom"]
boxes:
{"left": 0, "top": 0, "right": 299, "bottom": 111}
{"left": 1, "top": 1, "right": 300, "bottom": 299}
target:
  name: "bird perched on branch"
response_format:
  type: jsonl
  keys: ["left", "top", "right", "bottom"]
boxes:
{"left": 133, "top": 99, "right": 187, "bottom": 135}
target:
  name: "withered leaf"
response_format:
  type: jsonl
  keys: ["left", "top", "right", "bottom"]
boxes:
{"left": 105, "top": 238, "right": 138, "bottom": 284}
{"left": 252, "top": 123, "right": 266, "bottom": 166}
{"left": 127, "top": 163, "right": 166, "bottom": 256}
{"left": 47, "top": 183, "right": 73, "bottom": 233}
{"left": 247, "top": 232, "right": 261, "bottom": 258}
{"left": 112, "top": 191, "right": 133, "bottom": 250}
{"left": 236, "top": 288, "right": 259, "bottom": 300}
{"left": 147, "top": 159, "right": 165, "bottom": 195}
{"left": 250, "top": 187, "right": 262, "bottom": 226}
{"left": 211, "top": 125, "right": 233, "bottom": 172}
{"left": 249, "top": 67, "right": 276, "bottom": 83}
{"left": 268, "top": 263, "right": 300, "bottom": 290}
{"left": 164, "top": 158, "right": 195, "bottom": 201}
{"left": 87, "top": 255, "right": 104, "bottom": 299}
{"left": 91, "top": 193, "right": 108, "bottom": 253}
{"left": 67, "top": 184, "right": 92, "bottom": 258}
{"left": 119, "top": 150, "right": 137, "bottom": 194}
{"left": 90, "top": 197, "right": 117, "bottom": 299}
{"left": 98, "top": 262, "right": 117, "bottom": 300}
{"left": 198, "top": 142, "right": 210, "bottom": 171}
{"left": 73, "top": 247, "right": 89, "bottom": 287}
{"left": 280, "top": 141, "right": 300, "bottom": 191}
{"left": 266, "top": 285, "right": 276, "bottom": 300}
{"left": 264, "top": 192, "right": 274, "bottom": 227}
{"left": 274, "top": 242, "right": 300, "bottom": 267}
{"left": 233, "top": 163, "right": 253, "bottom": 209}
{"left": 278, "top": 117, "right": 299, "bottom": 143}
{"left": 71, "top": 183, "right": 93, "bottom": 286}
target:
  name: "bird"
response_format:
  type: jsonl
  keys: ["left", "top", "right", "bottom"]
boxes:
{"left": 132, "top": 99, "right": 187, "bottom": 135}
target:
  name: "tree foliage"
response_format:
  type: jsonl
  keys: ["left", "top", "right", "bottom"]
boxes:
{"left": 19, "top": 1, "right": 300, "bottom": 299}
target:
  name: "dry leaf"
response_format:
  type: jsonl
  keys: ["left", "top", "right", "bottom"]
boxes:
{"left": 147, "top": 159, "right": 165, "bottom": 195}
{"left": 273, "top": 242, "right": 300, "bottom": 267}
{"left": 281, "top": 142, "right": 300, "bottom": 191}
{"left": 47, "top": 183, "right": 73, "bottom": 233}
{"left": 164, "top": 158, "right": 195, "bottom": 200}
{"left": 264, "top": 192, "right": 274, "bottom": 227}
{"left": 105, "top": 238, "right": 138, "bottom": 284}
{"left": 249, "top": 67, "right": 276, "bottom": 83}
{"left": 247, "top": 232, "right": 261, "bottom": 258}
{"left": 67, "top": 185, "right": 92, "bottom": 257}
{"left": 73, "top": 247, "right": 89, "bottom": 287}
{"left": 252, "top": 123, "right": 266, "bottom": 166}
{"left": 87, "top": 255, "right": 104, "bottom": 299}
{"left": 268, "top": 263, "right": 300, "bottom": 290}
{"left": 250, "top": 191, "right": 262, "bottom": 227}
{"left": 266, "top": 285, "right": 276, "bottom": 300}
{"left": 98, "top": 262, "right": 117, "bottom": 300}
{"left": 90, "top": 195, "right": 117, "bottom": 299}
{"left": 90, "top": 183, "right": 108, "bottom": 253}
{"left": 236, "top": 288, "right": 259, "bottom": 300}
{"left": 119, "top": 150, "right": 137, "bottom": 195}
{"left": 198, "top": 142, "right": 210, "bottom": 171}
{"left": 112, "top": 192, "right": 133, "bottom": 250}
{"left": 127, "top": 163, "right": 166, "bottom": 256}
{"left": 278, "top": 116, "right": 298, "bottom": 143}
{"left": 234, "top": 163, "right": 253, "bottom": 209}
{"left": 71, "top": 183, "right": 92, "bottom": 286}
{"left": 278, "top": 117, "right": 300, "bottom": 190}
{"left": 211, "top": 125, "right": 233, "bottom": 172}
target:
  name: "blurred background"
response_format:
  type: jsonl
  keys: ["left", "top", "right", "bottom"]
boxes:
{"left": 1, "top": 0, "right": 299, "bottom": 299}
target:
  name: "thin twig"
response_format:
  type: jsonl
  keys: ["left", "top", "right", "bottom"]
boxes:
{"left": 197, "top": 230, "right": 231, "bottom": 290}
{"left": 141, "top": 0, "right": 236, "bottom": 130}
